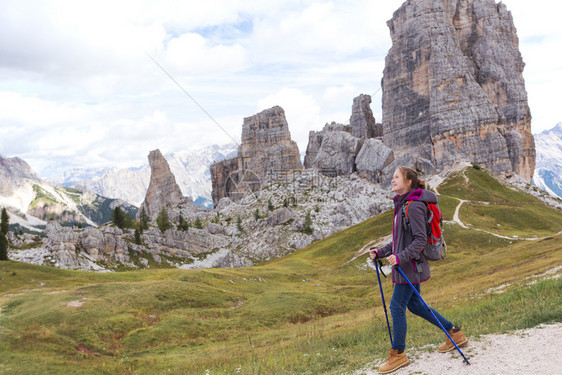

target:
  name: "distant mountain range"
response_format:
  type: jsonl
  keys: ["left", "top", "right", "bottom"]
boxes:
{"left": 0, "top": 144, "right": 236, "bottom": 232}
{"left": 533, "top": 123, "right": 562, "bottom": 199}
{"left": 47, "top": 144, "right": 238, "bottom": 208}
{"left": 0, "top": 155, "right": 137, "bottom": 232}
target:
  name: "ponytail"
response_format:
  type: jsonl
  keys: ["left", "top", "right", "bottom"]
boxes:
{"left": 397, "top": 166, "right": 426, "bottom": 190}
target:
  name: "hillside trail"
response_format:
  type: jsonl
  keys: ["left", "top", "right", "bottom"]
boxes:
{"left": 434, "top": 166, "right": 552, "bottom": 241}
{"left": 350, "top": 172, "right": 550, "bottom": 264}
{"left": 450, "top": 196, "right": 551, "bottom": 241}
{"left": 354, "top": 322, "right": 562, "bottom": 375}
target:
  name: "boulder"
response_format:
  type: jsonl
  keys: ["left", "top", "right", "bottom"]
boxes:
{"left": 311, "top": 131, "right": 363, "bottom": 176}
{"left": 266, "top": 207, "right": 297, "bottom": 227}
{"left": 208, "top": 222, "right": 227, "bottom": 235}
{"left": 355, "top": 139, "right": 394, "bottom": 183}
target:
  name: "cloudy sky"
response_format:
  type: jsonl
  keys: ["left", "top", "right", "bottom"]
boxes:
{"left": 1, "top": 0, "right": 560, "bottom": 178}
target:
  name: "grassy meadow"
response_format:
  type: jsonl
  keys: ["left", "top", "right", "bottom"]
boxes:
{"left": 1, "top": 167, "right": 561, "bottom": 374}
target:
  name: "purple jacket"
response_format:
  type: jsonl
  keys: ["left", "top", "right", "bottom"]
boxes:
{"left": 378, "top": 189, "right": 437, "bottom": 284}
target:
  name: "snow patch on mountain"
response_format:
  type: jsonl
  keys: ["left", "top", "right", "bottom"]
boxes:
{"left": 533, "top": 123, "right": 562, "bottom": 199}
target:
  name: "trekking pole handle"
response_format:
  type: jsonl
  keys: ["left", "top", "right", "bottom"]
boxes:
{"left": 370, "top": 248, "right": 387, "bottom": 278}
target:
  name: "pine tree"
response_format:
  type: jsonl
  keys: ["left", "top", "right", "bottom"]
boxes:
{"left": 236, "top": 215, "right": 243, "bottom": 232}
{"left": 123, "top": 212, "right": 134, "bottom": 229}
{"left": 134, "top": 228, "right": 142, "bottom": 245}
{"left": 193, "top": 217, "right": 203, "bottom": 229}
{"left": 254, "top": 209, "right": 260, "bottom": 221}
{"left": 112, "top": 207, "right": 125, "bottom": 229}
{"left": 1, "top": 208, "right": 9, "bottom": 236}
{"left": 303, "top": 210, "right": 313, "bottom": 235}
{"left": 139, "top": 207, "right": 150, "bottom": 232}
{"left": 0, "top": 233, "right": 8, "bottom": 261}
{"left": 156, "top": 207, "right": 172, "bottom": 233}
{"left": 178, "top": 215, "right": 189, "bottom": 231}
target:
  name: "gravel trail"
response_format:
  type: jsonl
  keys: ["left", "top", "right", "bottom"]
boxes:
{"left": 355, "top": 323, "right": 562, "bottom": 375}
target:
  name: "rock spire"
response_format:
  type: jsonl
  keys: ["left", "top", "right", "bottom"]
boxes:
{"left": 210, "top": 106, "right": 303, "bottom": 206}
{"left": 138, "top": 149, "right": 185, "bottom": 219}
{"left": 382, "top": 0, "right": 535, "bottom": 181}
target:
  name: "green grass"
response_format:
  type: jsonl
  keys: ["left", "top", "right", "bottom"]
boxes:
{"left": 29, "top": 184, "right": 59, "bottom": 209}
{"left": 1, "top": 167, "right": 561, "bottom": 374}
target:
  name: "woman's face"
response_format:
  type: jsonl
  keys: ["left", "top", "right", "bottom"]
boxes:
{"left": 391, "top": 169, "right": 411, "bottom": 195}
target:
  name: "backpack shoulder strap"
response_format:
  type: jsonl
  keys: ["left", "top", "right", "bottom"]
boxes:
{"left": 401, "top": 200, "right": 413, "bottom": 230}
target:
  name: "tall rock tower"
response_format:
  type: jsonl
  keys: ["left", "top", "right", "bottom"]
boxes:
{"left": 382, "top": 0, "right": 535, "bottom": 181}
{"left": 138, "top": 149, "right": 184, "bottom": 219}
{"left": 210, "top": 106, "right": 303, "bottom": 206}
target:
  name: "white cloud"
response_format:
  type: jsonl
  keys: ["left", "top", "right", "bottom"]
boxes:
{"left": 0, "top": 0, "right": 560, "bottom": 178}
{"left": 163, "top": 33, "right": 248, "bottom": 74}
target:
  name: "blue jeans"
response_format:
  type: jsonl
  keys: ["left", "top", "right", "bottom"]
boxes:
{"left": 390, "top": 283, "right": 453, "bottom": 351}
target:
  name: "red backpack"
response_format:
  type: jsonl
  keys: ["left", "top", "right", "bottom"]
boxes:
{"left": 401, "top": 200, "right": 446, "bottom": 261}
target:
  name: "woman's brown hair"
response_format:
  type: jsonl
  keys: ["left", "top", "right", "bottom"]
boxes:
{"left": 397, "top": 166, "right": 426, "bottom": 190}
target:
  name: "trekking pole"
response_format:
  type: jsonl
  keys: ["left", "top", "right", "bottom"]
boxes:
{"left": 372, "top": 256, "right": 393, "bottom": 347}
{"left": 394, "top": 266, "right": 471, "bottom": 365}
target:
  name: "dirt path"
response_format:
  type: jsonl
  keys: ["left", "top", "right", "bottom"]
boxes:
{"left": 452, "top": 198, "right": 469, "bottom": 229}
{"left": 450, "top": 197, "right": 550, "bottom": 241}
{"left": 354, "top": 322, "right": 562, "bottom": 375}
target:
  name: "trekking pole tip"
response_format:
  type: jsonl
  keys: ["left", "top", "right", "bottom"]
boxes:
{"left": 463, "top": 357, "right": 471, "bottom": 365}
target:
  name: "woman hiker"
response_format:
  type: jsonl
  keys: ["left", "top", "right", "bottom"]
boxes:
{"left": 369, "top": 166, "right": 467, "bottom": 374}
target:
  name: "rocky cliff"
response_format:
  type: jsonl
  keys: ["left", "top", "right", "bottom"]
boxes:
{"left": 349, "top": 94, "right": 383, "bottom": 139}
{"left": 138, "top": 149, "right": 187, "bottom": 219}
{"left": 304, "top": 95, "right": 392, "bottom": 183}
{"left": 382, "top": 0, "right": 535, "bottom": 181}
{"left": 211, "top": 106, "right": 303, "bottom": 206}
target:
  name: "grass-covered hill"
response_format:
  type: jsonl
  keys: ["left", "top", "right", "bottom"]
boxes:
{"left": 1, "top": 166, "right": 561, "bottom": 374}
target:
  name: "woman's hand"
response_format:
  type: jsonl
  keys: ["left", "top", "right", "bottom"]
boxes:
{"left": 369, "top": 247, "right": 378, "bottom": 260}
{"left": 386, "top": 254, "right": 398, "bottom": 266}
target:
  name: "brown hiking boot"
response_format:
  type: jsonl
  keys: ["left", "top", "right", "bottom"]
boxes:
{"left": 378, "top": 348, "right": 410, "bottom": 374}
{"left": 438, "top": 326, "right": 468, "bottom": 353}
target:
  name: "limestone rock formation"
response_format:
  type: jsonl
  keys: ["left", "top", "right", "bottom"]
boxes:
{"left": 355, "top": 139, "right": 395, "bottom": 183}
{"left": 349, "top": 94, "right": 382, "bottom": 139}
{"left": 382, "top": 0, "right": 535, "bottom": 181}
{"left": 313, "top": 131, "right": 363, "bottom": 175}
{"left": 9, "top": 219, "right": 229, "bottom": 271}
{"left": 211, "top": 106, "right": 303, "bottom": 206}
{"left": 0, "top": 155, "right": 39, "bottom": 205}
{"left": 210, "top": 156, "right": 242, "bottom": 206}
{"left": 139, "top": 227, "right": 229, "bottom": 257}
{"left": 266, "top": 207, "right": 297, "bottom": 227}
{"left": 304, "top": 122, "right": 352, "bottom": 169}
{"left": 304, "top": 94, "right": 383, "bottom": 179}
{"left": 139, "top": 149, "right": 187, "bottom": 219}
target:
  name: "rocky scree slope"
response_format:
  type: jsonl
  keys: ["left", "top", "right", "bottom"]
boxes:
{"left": 7, "top": 169, "right": 393, "bottom": 271}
